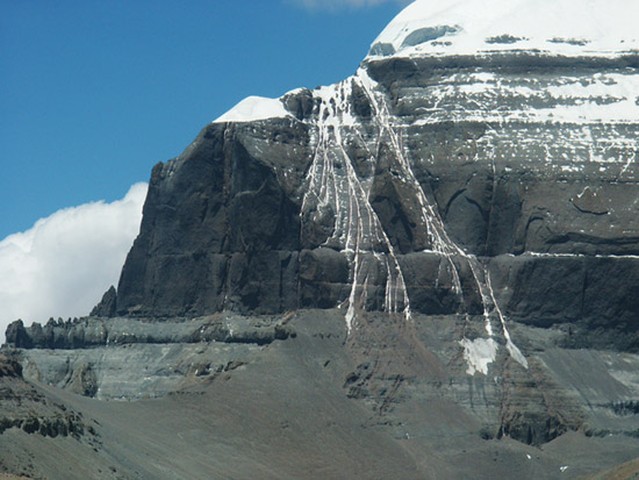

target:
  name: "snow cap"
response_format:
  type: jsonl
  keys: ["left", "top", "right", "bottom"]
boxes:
{"left": 213, "top": 96, "right": 290, "bottom": 124}
{"left": 368, "top": 0, "right": 639, "bottom": 59}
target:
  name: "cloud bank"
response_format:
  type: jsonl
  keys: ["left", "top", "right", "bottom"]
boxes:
{"left": 0, "top": 183, "right": 147, "bottom": 345}
{"left": 289, "top": 0, "right": 411, "bottom": 11}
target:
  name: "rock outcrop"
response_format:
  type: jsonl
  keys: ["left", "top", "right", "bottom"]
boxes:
{"left": 0, "top": 354, "right": 90, "bottom": 439}
{"left": 5, "top": 315, "right": 293, "bottom": 351}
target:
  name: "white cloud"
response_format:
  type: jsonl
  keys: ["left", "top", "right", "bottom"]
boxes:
{"left": 288, "top": 0, "right": 412, "bottom": 11}
{"left": 0, "top": 183, "right": 147, "bottom": 345}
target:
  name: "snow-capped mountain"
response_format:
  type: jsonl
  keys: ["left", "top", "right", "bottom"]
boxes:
{"left": 4, "top": 1, "right": 639, "bottom": 478}
{"left": 370, "top": 0, "right": 638, "bottom": 59}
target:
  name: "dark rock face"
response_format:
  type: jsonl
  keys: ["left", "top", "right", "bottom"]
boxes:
{"left": 5, "top": 321, "right": 33, "bottom": 350}
{"left": 90, "top": 285, "right": 117, "bottom": 317}
{"left": 72, "top": 49, "right": 636, "bottom": 449}
{"left": 490, "top": 255, "right": 639, "bottom": 351}
{"left": 103, "top": 52, "right": 639, "bottom": 358}
{"left": 6, "top": 317, "right": 106, "bottom": 350}
{"left": 115, "top": 123, "right": 306, "bottom": 317}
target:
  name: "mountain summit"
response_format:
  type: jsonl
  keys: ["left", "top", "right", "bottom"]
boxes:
{"left": 370, "top": 0, "right": 639, "bottom": 59}
{"left": 3, "top": 1, "right": 639, "bottom": 478}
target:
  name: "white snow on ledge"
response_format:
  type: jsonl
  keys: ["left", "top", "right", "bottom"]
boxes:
{"left": 214, "top": 96, "right": 290, "bottom": 123}
{"left": 459, "top": 337, "right": 498, "bottom": 376}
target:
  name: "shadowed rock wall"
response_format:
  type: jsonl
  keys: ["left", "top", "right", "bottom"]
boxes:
{"left": 99, "top": 54, "right": 639, "bottom": 354}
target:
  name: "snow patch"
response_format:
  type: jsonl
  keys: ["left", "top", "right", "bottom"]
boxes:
{"left": 459, "top": 337, "right": 498, "bottom": 376}
{"left": 214, "top": 96, "right": 290, "bottom": 123}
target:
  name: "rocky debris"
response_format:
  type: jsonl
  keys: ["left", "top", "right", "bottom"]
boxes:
{"left": 0, "top": 356, "right": 21, "bottom": 379}
{"left": 343, "top": 362, "right": 374, "bottom": 400}
{"left": 493, "top": 358, "right": 584, "bottom": 446}
{"left": 0, "top": 354, "right": 90, "bottom": 440}
{"left": 0, "top": 414, "right": 85, "bottom": 439}
{"left": 606, "top": 400, "right": 639, "bottom": 416}
{"left": 65, "top": 363, "right": 99, "bottom": 398}
{"left": 587, "top": 458, "right": 639, "bottom": 480}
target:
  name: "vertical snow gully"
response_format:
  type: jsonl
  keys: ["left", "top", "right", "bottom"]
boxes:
{"left": 300, "top": 66, "right": 526, "bottom": 374}
{"left": 301, "top": 79, "right": 411, "bottom": 334}
{"left": 355, "top": 66, "right": 527, "bottom": 372}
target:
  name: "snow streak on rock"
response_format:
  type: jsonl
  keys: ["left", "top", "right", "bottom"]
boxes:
{"left": 301, "top": 79, "right": 410, "bottom": 333}
{"left": 300, "top": 66, "right": 528, "bottom": 373}
{"left": 355, "top": 68, "right": 464, "bottom": 296}
{"left": 355, "top": 68, "right": 527, "bottom": 373}
{"left": 405, "top": 71, "right": 639, "bottom": 126}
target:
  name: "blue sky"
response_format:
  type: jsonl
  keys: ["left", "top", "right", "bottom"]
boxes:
{"left": 0, "top": 0, "right": 409, "bottom": 339}
{"left": 1, "top": 0, "right": 406, "bottom": 240}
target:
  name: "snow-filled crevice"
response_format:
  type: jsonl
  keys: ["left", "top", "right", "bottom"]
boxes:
{"left": 299, "top": 64, "right": 528, "bottom": 374}
{"left": 301, "top": 80, "right": 410, "bottom": 334}
{"left": 355, "top": 67, "right": 528, "bottom": 373}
